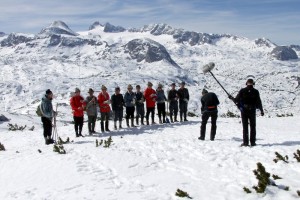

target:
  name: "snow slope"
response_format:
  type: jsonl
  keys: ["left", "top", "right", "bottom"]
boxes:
{"left": 0, "top": 113, "right": 300, "bottom": 199}
{"left": 0, "top": 21, "right": 299, "bottom": 117}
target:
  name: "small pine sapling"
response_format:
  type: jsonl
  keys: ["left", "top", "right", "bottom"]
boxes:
{"left": 96, "top": 139, "right": 103, "bottom": 147}
{"left": 273, "top": 152, "right": 289, "bottom": 163}
{"left": 0, "top": 142, "right": 5, "bottom": 151}
{"left": 175, "top": 189, "right": 192, "bottom": 199}
{"left": 8, "top": 123, "right": 27, "bottom": 131}
{"left": 53, "top": 144, "right": 66, "bottom": 154}
{"left": 29, "top": 126, "right": 35, "bottom": 131}
{"left": 38, "top": 149, "right": 42, "bottom": 153}
{"left": 104, "top": 136, "right": 113, "bottom": 148}
{"left": 272, "top": 174, "right": 282, "bottom": 180}
{"left": 243, "top": 187, "right": 252, "bottom": 193}
{"left": 293, "top": 149, "right": 300, "bottom": 162}
{"left": 252, "top": 162, "right": 273, "bottom": 193}
{"left": 57, "top": 137, "right": 70, "bottom": 145}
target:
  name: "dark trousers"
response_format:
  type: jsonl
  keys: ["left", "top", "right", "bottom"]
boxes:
{"left": 136, "top": 104, "right": 145, "bottom": 124}
{"left": 146, "top": 107, "right": 155, "bottom": 123}
{"left": 126, "top": 107, "right": 135, "bottom": 119}
{"left": 88, "top": 115, "right": 96, "bottom": 133}
{"left": 41, "top": 117, "right": 52, "bottom": 138}
{"left": 169, "top": 101, "right": 178, "bottom": 118}
{"left": 200, "top": 111, "right": 218, "bottom": 140}
{"left": 114, "top": 109, "right": 123, "bottom": 122}
{"left": 241, "top": 110, "right": 256, "bottom": 145}
{"left": 100, "top": 112, "right": 110, "bottom": 131}
{"left": 74, "top": 116, "right": 84, "bottom": 135}
{"left": 157, "top": 103, "right": 166, "bottom": 122}
{"left": 179, "top": 101, "right": 188, "bottom": 120}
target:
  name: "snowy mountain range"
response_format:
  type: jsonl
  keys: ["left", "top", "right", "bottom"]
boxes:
{"left": 0, "top": 21, "right": 299, "bottom": 117}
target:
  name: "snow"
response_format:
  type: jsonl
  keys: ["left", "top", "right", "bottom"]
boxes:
{"left": 0, "top": 112, "right": 300, "bottom": 199}
{"left": 0, "top": 22, "right": 300, "bottom": 199}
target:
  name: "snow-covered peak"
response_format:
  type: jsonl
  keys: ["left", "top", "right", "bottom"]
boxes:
{"left": 39, "top": 20, "right": 78, "bottom": 36}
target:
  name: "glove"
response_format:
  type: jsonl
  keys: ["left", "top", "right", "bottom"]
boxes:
{"left": 228, "top": 95, "right": 234, "bottom": 100}
{"left": 184, "top": 98, "right": 189, "bottom": 103}
{"left": 150, "top": 94, "right": 156, "bottom": 97}
{"left": 261, "top": 112, "right": 264, "bottom": 116}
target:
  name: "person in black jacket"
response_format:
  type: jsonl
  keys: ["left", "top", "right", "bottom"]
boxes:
{"left": 199, "top": 89, "right": 220, "bottom": 141}
{"left": 177, "top": 81, "right": 189, "bottom": 122}
{"left": 168, "top": 83, "right": 179, "bottom": 123}
{"left": 111, "top": 87, "right": 124, "bottom": 130}
{"left": 135, "top": 85, "right": 145, "bottom": 125}
{"left": 229, "top": 79, "right": 264, "bottom": 147}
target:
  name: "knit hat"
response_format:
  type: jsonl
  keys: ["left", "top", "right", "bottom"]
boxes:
{"left": 101, "top": 85, "right": 107, "bottom": 90}
{"left": 147, "top": 82, "right": 153, "bottom": 86}
{"left": 127, "top": 84, "right": 133, "bottom": 89}
{"left": 202, "top": 89, "right": 208, "bottom": 94}
{"left": 115, "top": 87, "right": 120, "bottom": 91}
{"left": 157, "top": 83, "right": 163, "bottom": 88}
{"left": 180, "top": 81, "right": 186, "bottom": 85}
{"left": 171, "top": 83, "right": 176, "bottom": 86}
{"left": 136, "top": 85, "right": 141, "bottom": 89}
{"left": 46, "top": 89, "right": 52, "bottom": 95}
{"left": 246, "top": 79, "right": 255, "bottom": 85}
{"left": 88, "top": 88, "right": 94, "bottom": 93}
{"left": 75, "top": 88, "right": 80, "bottom": 93}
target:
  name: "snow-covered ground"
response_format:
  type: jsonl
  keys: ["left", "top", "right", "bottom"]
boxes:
{"left": 1, "top": 113, "right": 299, "bottom": 200}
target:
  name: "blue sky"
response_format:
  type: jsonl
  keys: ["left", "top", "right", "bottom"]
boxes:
{"left": 0, "top": 0, "right": 299, "bottom": 45}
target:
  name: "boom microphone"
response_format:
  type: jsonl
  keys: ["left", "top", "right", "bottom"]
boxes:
{"left": 202, "top": 62, "right": 215, "bottom": 73}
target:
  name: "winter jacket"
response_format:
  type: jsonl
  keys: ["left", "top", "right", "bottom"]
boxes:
{"left": 201, "top": 92, "right": 220, "bottom": 113}
{"left": 85, "top": 96, "right": 98, "bottom": 116}
{"left": 234, "top": 85, "right": 263, "bottom": 112}
{"left": 135, "top": 92, "right": 145, "bottom": 106}
{"left": 124, "top": 91, "right": 136, "bottom": 107}
{"left": 98, "top": 92, "right": 111, "bottom": 113}
{"left": 41, "top": 95, "right": 53, "bottom": 119}
{"left": 168, "top": 89, "right": 178, "bottom": 102}
{"left": 156, "top": 90, "right": 167, "bottom": 104}
{"left": 144, "top": 88, "right": 157, "bottom": 108}
{"left": 111, "top": 93, "right": 124, "bottom": 111}
{"left": 177, "top": 88, "right": 189, "bottom": 102}
{"left": 70, "top": 95, "right": 85, "bottom": 117}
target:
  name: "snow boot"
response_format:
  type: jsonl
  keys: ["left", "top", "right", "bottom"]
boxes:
{"left": 119, "top": 120, "right": 122, "bottom": 129}
{"left": 114, "top": 121, "right": 117, "bottom": 130}
{"left": 174, "top": 116, "right": 178, "bottom": 122}
{"left": 141, "top": 117, "right": 145, "bottom": 125}
{"left": 136, "top": 117, "right": 139, "bottom": 125}
{"left": 131, "top": 118, "right": 135, "bottom": 127}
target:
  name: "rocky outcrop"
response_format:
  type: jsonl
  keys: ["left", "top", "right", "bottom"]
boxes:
{"left": 39, "top": 21, "right": 78, "bottom": 36}
{"left": 255, "top": 38, "right": 275, "bottom": 47}
{"left": 270, "top": 46, "right": 298, "bottom": 61}
{"left": 0, "top": 33, "right": 33, "bottom": 47}
{"left": 124, "top": 38, "right": 179, "bottom": 67}
{"left": 0, "top": 32, "right": 5, "bottom": 37}
{"left": 103, "top": 23, "right": 126, "bottom": 33}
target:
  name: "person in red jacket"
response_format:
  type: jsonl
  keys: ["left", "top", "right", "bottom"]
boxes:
{"left": 98, "top": 85, "right": 111, "bottom": 132}
{"left": 70, "top": 88, "right": 85, "bottom": 137}
{"left": 144, "top": 82, "right": 157, "bottom": 125}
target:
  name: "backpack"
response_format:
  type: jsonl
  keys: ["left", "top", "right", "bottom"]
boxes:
{"left": 36, "top": 104, "right": 43, "bottom": 117}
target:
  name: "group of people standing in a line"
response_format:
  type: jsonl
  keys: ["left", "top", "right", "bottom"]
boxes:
{"left": 40, "top": 78, "right": 263, "bottom": 147}
{"left": 60, "top": 81, "right": 189, "bottom": 139}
